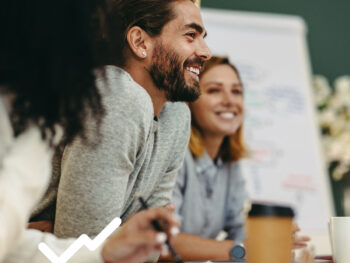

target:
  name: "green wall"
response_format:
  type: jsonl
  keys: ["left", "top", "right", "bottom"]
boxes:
{"left": 202, "top": 0, "right": 350, "bottom": 83}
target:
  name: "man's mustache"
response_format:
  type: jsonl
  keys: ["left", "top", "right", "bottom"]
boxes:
{"left": 184, "top": 57, "right": 204, "bottom": 68}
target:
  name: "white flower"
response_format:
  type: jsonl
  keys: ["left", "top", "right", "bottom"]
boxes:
{"left": 334, "top": 76, "right": 350, "bottom": 96}
{"left": 330, "top": 118, "right": 346, "bottom": 137}
{"left": 333, "top": 94, "right": 350, "bottom": 108}
{"left": 339, "top": 133, "right": 350, "bottom": 144}
{"left": 318, "top": 108, "right": 336, "bottom": 127}
{"left": 342, "top": 150, "right": 350, "bottom": 164}
{"left": 313, "top": 75, "right": 331, "bottom": 105}
{"left": 328, "top": 140, "right": 344, "bottom": 161}
{"left": 344, "top": 122, "right": 350, "bottom": 132}
{"left": 322, "top": 136, "right": 335, "bottom": 162}
{"left": 314, "top": 74, "right": 350, "bottom": 181}
{"left": 333, "top": 163, "right": 350, "bottom": 181}
{"left": 327, "top": 93, "right": 350, "bottom": 110}
{"left": 334, "top": 134, "right": 350, "bottom": 163}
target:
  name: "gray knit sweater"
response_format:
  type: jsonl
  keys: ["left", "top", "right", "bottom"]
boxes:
{"left": 33, "top": 66, "right": 191, "bottom": 238}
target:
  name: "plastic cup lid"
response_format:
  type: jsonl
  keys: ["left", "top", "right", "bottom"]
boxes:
{"left": 248, "top": 203, "right": 295, "bottom": 218}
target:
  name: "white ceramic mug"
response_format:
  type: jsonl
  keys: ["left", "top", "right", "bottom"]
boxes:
{"left": 329, "top": 217, "right": 350, "bottom": 263}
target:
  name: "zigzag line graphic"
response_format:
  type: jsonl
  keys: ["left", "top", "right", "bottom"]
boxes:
{"left": 38, "top": 217, "right": 122, "bottom": 263}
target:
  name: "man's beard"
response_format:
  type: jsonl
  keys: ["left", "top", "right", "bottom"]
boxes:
{"left": 149, "top": 42, "right": 202, "bottom": 102}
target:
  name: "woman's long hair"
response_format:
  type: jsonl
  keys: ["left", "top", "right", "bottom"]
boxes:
{"left": 0, "top": 0, "right": 115, "bottom": 145}
{"left": 189, "top": 56, "right": 247, "bottom": 162}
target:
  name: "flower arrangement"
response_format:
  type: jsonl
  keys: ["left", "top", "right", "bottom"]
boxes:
{"left": 314, "top": 75, "right": 350, "bottom": 180}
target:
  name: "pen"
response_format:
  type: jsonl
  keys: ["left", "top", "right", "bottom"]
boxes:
{"left": 138, "top": 196, "right": 183, "bottom": 263}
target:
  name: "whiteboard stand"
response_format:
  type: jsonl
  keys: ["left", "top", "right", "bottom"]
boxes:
{"left": 201, "top": 8, "right": 335, "bottom": 254}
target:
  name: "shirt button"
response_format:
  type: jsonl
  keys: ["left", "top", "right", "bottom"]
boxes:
{"left": 196, "top": 167, "right": 201, "bottom": 173}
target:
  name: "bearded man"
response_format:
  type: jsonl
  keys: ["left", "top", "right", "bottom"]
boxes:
{"left": 31, "top": 0, "right": 211, "bottom": 238}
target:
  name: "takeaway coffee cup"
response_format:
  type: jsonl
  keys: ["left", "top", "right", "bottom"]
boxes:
{"left": 329, "top": 216, "right": 350, "bottom": 263}
{"left": 246, "top": 203, "right": 294, "bottom": 263}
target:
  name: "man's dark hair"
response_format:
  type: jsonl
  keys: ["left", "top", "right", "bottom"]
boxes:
{"left": 0, "top": 0, "right": 116, "bottom": 145}
{"left": 109, "top": 0, "right": 195, "bottom": 67}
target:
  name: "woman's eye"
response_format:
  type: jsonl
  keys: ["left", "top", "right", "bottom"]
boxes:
{"left": 232, "top": 89, "right": 242, "bottom": 95}
{"left": 207, "top": 88, "right": 219, "bottom": 94}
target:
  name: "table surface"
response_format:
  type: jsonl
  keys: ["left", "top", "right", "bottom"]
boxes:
{"left": 182, "top": 260, "right": 332, "bottom": 263}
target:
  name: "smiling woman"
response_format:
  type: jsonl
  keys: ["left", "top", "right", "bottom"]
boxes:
{"left": 167, "top": 56, "right": 310, "bottom": 261}
{"left": 189, "top": 56, "right": 245, "bottom": 161}
{"left": 165, "top": 56, "right": 249, "bottom": 261}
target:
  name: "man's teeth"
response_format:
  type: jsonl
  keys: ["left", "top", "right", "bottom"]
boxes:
{"left": 187, "top": 67, "right": 200, "bottom": 75}
{"left": 219, "top": 112, "right": 235, "bottom": 119}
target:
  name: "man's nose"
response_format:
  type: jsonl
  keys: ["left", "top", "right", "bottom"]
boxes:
{"left": 196, "top": 39, "right": 211, "bottom": 61}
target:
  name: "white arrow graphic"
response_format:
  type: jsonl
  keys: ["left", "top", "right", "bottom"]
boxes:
{"left": 38, "top": 217, "right": 122, "bottom": 263}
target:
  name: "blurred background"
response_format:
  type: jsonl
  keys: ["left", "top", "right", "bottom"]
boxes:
{"left": 202, "top": 0, "right": 350, "bottom": 82}
{"left": 201, "top": 0, "right": 350, "bottom": 218}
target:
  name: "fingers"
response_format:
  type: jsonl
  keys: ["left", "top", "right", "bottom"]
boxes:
{"left": 164, "top": 203, "right": 176, "bottom": 212}
{"left": 131, "top": 230, "right": 168, "bottom": 247}
{"left": 161, "top": 244, "right": 169, "bottom": 256}
{"left": 293, "top": 235, "right": 311, "bottom": 249}
{"left": 294, "top": 243, "right": 308, "bottom": 249}
{"left": 113, "top": 245, "right": 160, "bottom": 263}
{"left": 141, "top": 206, "right": 178, "bottom": 225}
{"left": 133, "top": 207, "right": 180, "bottom": 237}
{"left": 103, "top": 207, "right": 179, "bottom": 263}
{"left": 292, "top": 222, "right": 301, "bottom": 234}
{"left": 102, "top": 229, "right": 165, "bottom": 263}
{"left": 291, "top": 223, "right": 310, "bottom": 249}
{"left": 297, "top": 236, "right": 311, "bottom": 242}
{"left": 297, "top": 246, "right": 315, "bottom": 263}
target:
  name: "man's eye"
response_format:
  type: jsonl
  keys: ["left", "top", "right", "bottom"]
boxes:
{"left": 186, "top": 32, "right": 196, "bottom": 38}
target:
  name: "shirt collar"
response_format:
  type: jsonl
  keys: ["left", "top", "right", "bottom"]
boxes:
{"left": 195, "top": 151, "right": 224, "bottom": 174}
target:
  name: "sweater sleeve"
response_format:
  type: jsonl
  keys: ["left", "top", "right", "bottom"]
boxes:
{"left": 146, "top": 164, "right": 183, "bottom": 209}
{"left": 0, "top": 123, "right": 53, "bottom": 261}
{"left": 147, "top": 103, "right": 191, "bottom": 209}
{"left": 3, "top": 229, "right": 104, "bottom": 263}
{"left": 54, "top": 70, "right": 153, "bottom": 238}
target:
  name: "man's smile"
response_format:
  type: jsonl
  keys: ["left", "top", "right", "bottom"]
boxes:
{"left": 185, "top": 65, "right": 201, "bottom": 81}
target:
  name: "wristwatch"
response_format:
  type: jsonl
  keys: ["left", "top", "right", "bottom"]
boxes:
{"left": 230, "top": 243, "right": 245, "bottom": 260}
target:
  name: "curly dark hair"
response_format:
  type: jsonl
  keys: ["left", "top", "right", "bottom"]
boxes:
{"left": 0, "top": 0, "right": 115, "bottom": 145}
{"left": 108, "top": 0, "right": 195, "bottom": 67}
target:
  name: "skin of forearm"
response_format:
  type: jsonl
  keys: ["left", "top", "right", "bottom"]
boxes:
{"left": 160, "top": 233, "right": 234, "bottom": 261}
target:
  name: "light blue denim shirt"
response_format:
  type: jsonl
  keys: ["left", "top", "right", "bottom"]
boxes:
{"left": 172, "top": 148, "right": 249, "bottom": 242}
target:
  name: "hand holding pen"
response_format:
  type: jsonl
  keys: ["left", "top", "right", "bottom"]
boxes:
{"left": 101, "top": 205, "right": 180, "bottom": 263}
{"left": 138, "top": 196, "right": 183, "bottom": 263}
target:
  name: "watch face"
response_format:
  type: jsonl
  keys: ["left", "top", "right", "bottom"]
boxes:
{"left": 231, "top": 244, "right": 246, "bottom": 259}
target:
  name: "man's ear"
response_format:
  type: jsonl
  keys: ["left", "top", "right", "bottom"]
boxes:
{"left": 126, "top": 26, "right": 151, "bottom": 59}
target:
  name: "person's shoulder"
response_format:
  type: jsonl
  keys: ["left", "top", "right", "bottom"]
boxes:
{"left": 159, "top": 102, "right": 191, "bottom": 146}
{"left": 229, "top": 161, "right": 242, "bottom": 172}
{"left": 182, "top": 148, "right": 197, "bottom": 170}
{"left": 96, "top": 65, "right": 154, "bottom": 114}
{"left": 160, "top": 102, "right": 190, "bottom": 127}
{"left": 95, "top": 66, "right": 154, "bottom": 125}
{"left": 227, "top": 161, "right": 246, "bottom": 185}
{"left": 163, "top": 101, "right": 190, "bottom": 114}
